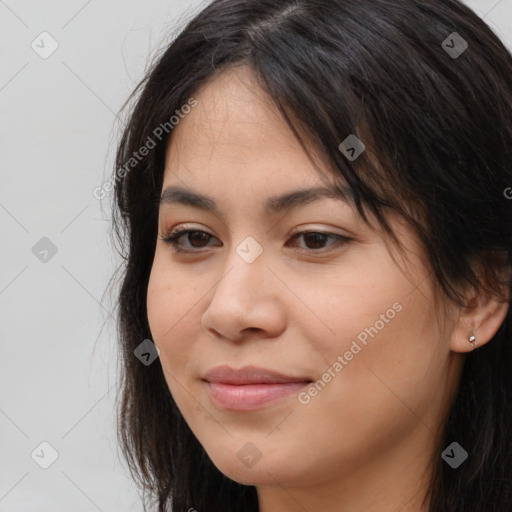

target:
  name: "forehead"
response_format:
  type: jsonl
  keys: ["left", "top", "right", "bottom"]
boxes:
{"left": 163, "top": 65, "right": 339, "bottom": 196}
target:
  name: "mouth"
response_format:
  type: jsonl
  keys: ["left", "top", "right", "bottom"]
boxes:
{"left": 202, "top": 365, "right": 313, "bottom": 411}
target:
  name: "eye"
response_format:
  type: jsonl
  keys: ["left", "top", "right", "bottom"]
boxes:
{"left": 159, "top": 227, "right": 352, "bottom": 254}
{"left": 160, "top": 228, "right": 219, "bottom": 252}
{"left": 288, "top": 230, "right": 351, "bottom": 252}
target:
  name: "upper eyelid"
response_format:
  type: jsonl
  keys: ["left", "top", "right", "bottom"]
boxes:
{"left": 162, "top": 224, "right": 351, "bottom": 238}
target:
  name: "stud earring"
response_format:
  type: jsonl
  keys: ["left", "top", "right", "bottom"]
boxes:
{"left": 468, "top": 334, "right": 478, "bottom": 350}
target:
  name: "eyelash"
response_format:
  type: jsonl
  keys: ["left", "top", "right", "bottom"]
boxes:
{"left": 159, "top": 227, "right": 352, "bottom": 254}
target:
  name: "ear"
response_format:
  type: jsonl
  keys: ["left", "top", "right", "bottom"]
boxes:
{"left": 450, "top": 286, "right": 509, "bottom": 353}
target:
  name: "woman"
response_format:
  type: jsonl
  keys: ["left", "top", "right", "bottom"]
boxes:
{"left": 109, "top": 0, "right": 512, "bottom": 510}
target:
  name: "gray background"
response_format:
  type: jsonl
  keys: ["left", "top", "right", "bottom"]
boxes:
{"left": 1, "top": 1, "right": 511, "bottom": 510}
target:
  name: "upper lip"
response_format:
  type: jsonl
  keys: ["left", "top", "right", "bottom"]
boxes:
{"left": 202, "top": 365, "right": 312, "bottom": 385}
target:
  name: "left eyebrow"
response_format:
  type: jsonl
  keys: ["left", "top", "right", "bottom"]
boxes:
{"left": 159, "top": 184, "right": 353, "bottom": 216}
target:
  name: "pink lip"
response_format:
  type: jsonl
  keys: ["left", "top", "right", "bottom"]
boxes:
{"left": 202, "top": 365, "right": 312, "bottom": 411}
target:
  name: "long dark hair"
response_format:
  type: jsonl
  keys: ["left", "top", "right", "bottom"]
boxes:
{"left": 108, "top": 0, "right": 512, "bottom": 510}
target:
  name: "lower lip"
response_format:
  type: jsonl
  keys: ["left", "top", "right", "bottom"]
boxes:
{"left": 205, "top": 381, "right": 310, "bottom": 411}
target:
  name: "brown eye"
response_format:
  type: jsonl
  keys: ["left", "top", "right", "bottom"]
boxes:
{"left": 182, "top": 231, "right": 212, "bottom": 248}
{"left": 287, "top": 231, "right": 351, "bottom": 252}
{"left": 161, "top": 229, "right": 219, "bottom": 251}
{"left": 298, "top": 232, "right": 330, "bottom": 249}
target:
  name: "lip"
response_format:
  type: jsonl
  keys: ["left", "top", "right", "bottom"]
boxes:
{"left": 202, "top": 365, "right": 312, "bottom": 411}
{"left": 203, "top": 364, "right": 312, "bottom": 385}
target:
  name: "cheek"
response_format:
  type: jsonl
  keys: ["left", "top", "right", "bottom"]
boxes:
{"left": 146, "top": 261, "right": 192, "bottom": 368}
{"left": 296, "top": 261, "right": 440, "bottom": 409}
{"left": 146, "top": 265, "right": 201, "bottom": 414}
{"left": 146, "top": 256, "right": 190, "bottom": 338}
{"left": 147, "top": 275, "right": 171, "bottom": 343}
{"left": 289, "top": 296, "right": 442, "bottom": 475}
{"left": 316, "top": 292, "right": 442, "bottom": 428}
{"left": 146, "top": 255, "right": 217, "bottom": 382}
{"left": 295, "top": 262, "right": 405, "bottom": 351}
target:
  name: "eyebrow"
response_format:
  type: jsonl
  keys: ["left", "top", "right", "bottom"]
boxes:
{"left": 159, "top": 184, "right": 353, "bottom": 216}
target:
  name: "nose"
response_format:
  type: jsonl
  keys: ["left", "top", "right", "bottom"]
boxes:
{"left": 201, "top": 245, "right": 286, "bottom": 342}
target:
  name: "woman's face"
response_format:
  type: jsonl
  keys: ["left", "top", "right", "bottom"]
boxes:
{"left": 146, "top": 66, "right": 464, "bottom": 502}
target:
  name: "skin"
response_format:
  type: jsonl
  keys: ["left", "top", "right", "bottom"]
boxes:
{"left": 146, "top": 65, "right": 509, "bottom": 512}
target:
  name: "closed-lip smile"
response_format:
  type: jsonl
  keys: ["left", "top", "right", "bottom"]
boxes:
{"left": 202, "top": 365, "right": 313, "bottom": 411}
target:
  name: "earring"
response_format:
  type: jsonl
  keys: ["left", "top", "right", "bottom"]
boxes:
{"left": 468, "top": 334, "right": 478, "bottom": 350}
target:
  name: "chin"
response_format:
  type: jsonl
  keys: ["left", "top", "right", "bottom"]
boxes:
{"left": 207, "top": 450, "right": 302, "bottom": 487}
{"left": 219, "top": 466, "right": 280, "bottom": 487}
